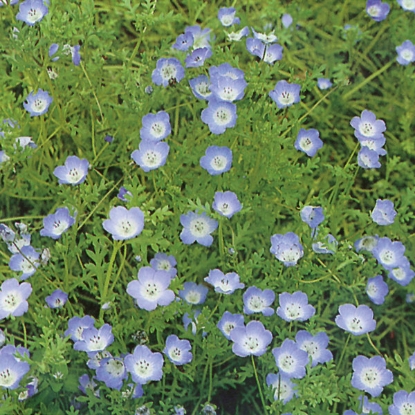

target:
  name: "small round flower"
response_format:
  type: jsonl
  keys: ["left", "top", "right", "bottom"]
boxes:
{"left": 96, "top": 357, "right": 127, "bottom": 390}
{"left": 277, "top": 291, "right": 315, "bottom": 322}
{"left": 210, "top": 76, "right": 247, "bottom": 102}
{"left": 204, "top": 269, "right": 244, "bottom": 294}
{"left": 272, "top": 339, "right": 309, "bottom": 378}
{"left": 23, "top": 89, "right": 53, "bottom": 116}
{"left": 200, "top": 146, "right": 232, "bottom": 176}
{"left": 45, "top": 289, "right": 68, "bottom": 309}
{"left": 178, "top": 282, "right": 208, "bottom": 305}
{"left": 217, "top": 311, "right": 244, "bottom": 340}
{"left": 131, "top": 140, "right": 169, "bottom": 172}
{"left": 180, "top": 211, "right": 218, "bottom": 247}
{"left": 40, "top": 207, "right": 75, "bottom": 239}
{"left": 388, "top": 258, "right": 415, "bottom": 286}
{"left": 357, "top": 147, "right": 382, "bottom": 169}
{"left": 185, "top": 25, "right": 211, "bottom": 50}
{"left": 366, "top": 0, "right": 390, "bottom": 21}
{"left": 0, "top": 278, "right": 32, "bottom": 319}
{"left": 189, "top": 75, "right": 212, "bottom": 100}
{"left": 295, "top": 128, "right": 323, "bottom": 157}
{"left": 9, "top": 245, "right": 40, "bottom": 280}
{"left": 74, "top": 324, "right": 114, "bottom": 353}
{"left": 317, "top": 78, "right": 333, "bottom": 90}
{"left": 389, "top": 390, "right": 415, "bottom": 415}
{"left": 172, "top": 32, "right": 194, "bottom": 51}
{"left": 53, "top": 155, "right": 89, "bottom": 185}
{"left": 218, "top": 7, "right": 240, "bottom": 26}
{"left": 65, "top": 315, "right": 95, "bottom": 342}
{"left": 152, "top": 58, "right": 185, "bottom": 87}
{"left": 201, "top": 99, "right": 237, "bottom": 135}
{"left": 372, "top": 237, "right": 406, "bottom": 270}
{"left": 396, "top": 40, "right": 415, "bottom": 65}
{"left": 140, "top": 111, "right": 171, "bottom": 142}
{"left": 16, "top": 0, "right": 48, "bottom": 26}
{"left": 185, "top": 47, "right": 212, "bottom": 68}
{"left": 0, "top": 354, "right": 30, "bottom": 390}
{"left": 366, "top": 275, "right": 389, "bottom": 305}
{"left": 300, "top": 206, "right": 324, "bottom": 229}
{"left": 295, "top": 330, "right": 333, "bottom": 367}
{"left": 269, "top": 80, "right": 301, "bottom": 109}
{"left": 246, "top": 37, "right": 265, "bottom": 58}
{"left": 371, "top": 199, "right": 397, "bottom": 225}
{"left": 243, "top": 286, "right": 275, "bottom": 316}
{"left": 282, "top": 13, "right": 293, "bottom": 28}
{"left": 163, "top": 335, "right": 192, "bottom": 365}
{"left": 117, "top": 186, "right": 131, "bottom": 202}
{"left": 335, "top": 304, "right": 376, "bottom": 335}
{"left": 230, "top": 320, "right": 272, "bottom": 357}
{"left": 270, "top": 232, "right": 304, "bottom": 267}
{"left": 124, "top": 345, "right": 164, "bottom": 384}
{"left": 150, "top": 253, "right": 177, "bottom": 279}
{"left": 351, "top": 355, "right": 393, "bottom": 397}
{"left": 102, "top": 206, "right": 144, "bottom": 241}
{"left": 397, "top": 0, "right": 415, "bottom": 12}
{"left": 212, "top": 191, "right": 242, "bottom": 218}
{"left": 78, "top": 374, "right": 99, "bottom": 396}
{"left": 266, "top": 373, "right": 297, "bottom": 404}
{"left": 264, "top": 44, "right": 283, "bottom": 64}
{"left": 350, "top": 110, "right": 386, "bottom": 141}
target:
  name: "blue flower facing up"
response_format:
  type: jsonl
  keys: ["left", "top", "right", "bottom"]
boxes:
{"left": 295, "top": 128, "right": 323, "bottom": 157}
{"left": 266, "top": 373, "right": 297, "bottom": 404}
{"left": 212, "top": 191, "right": 242, "bottom": 218}
{"left": 16, "top": 0, "right": 48, "bottom": 26}
{"left": 200, "top": 145, "right": 233, "bottom": 176}
{"left": 102, "top": 206, "right": 145, "bottom": 241}
{"left": 74, "top": 323, "right": 114, "bottom": 353}
{"left": 263, "top": 44, "right": 283, "bottom": 64}
{"left": 272, "top": 339, "right": 309, "bottom": 379}
{"left": 335, "top": 304, "right": 376, "bottom": 335}
{"left": 389, "top": 391, "right": 415, "bottom": 415}
{"left": 270, "top": 232, "right": 304, "bottom": 267}
{"left": 295, "top": 330, "right": 333, "bottom": 367}
{"left": 189, "top": 75, "right": 212, "bottom": 100}
{"left": 185, "top": 25, "right": 211, "bottom": 50}
{"left": 95, "top": 356, "right": 127, "bottom": 390}
{"left": 300, "top": 206, "right": 324, "bottom": 229}
{"left": 317, "top": 78, "right": 333, "bottom": 90}
{"left": 40, "top": 207, "right": 75, "bottom": 239}
{"left": 180, "top": 211, "right": 218, "bottom": 247}
{"left": 0, "top": 352, "right": 30, "bottom": 390}
{"left": 396, "top": 40, "right": 415, "bottom": 65}
{"left": 140, "top": 111, "right": 171, "bottom": 142}
{"left": 218, "top": 7, "right": 240, "bottom": 26}
{"left": 397, "top": 0, "right": 415, "bottom": 12}
{"left": 230, "top": 320, "right": 272, "bottom": 357}
{"left": 277, "top": 291, "right": 315, "bottom": 322}
{"left": 45, "top": 289, "right": 68, "bottom": 309}
{"left": 246, "top": 37, "right": 265, "bottom": 59}
{"left": 371, "top": 199, "right": 397, "bottom": 225}
{"left": 65, "top": 315, "right": 95, "bottom": 342}
{"left": 388, "top": 258, "right": 415, "bottom": 286}
{"left": 269, "top": 80, "right": 301, "bottom": 109}
{"left": 163, "top": 335, "right": 192, "bottom": 365}
{"left": 204, "top": 269, "right": 244, "bottom": 294}
{"left": 131, "top": 140, "right": 170, "bottom": 172}
{"left": 357, "top": 147, "right": 382, "bottom": 169}
{"left": 366, "top": 0, "right": 390, "bottom": 21}
{"left": 179, "top": 282, "right": 208, "bottom": 305}
{"left": 9, "top": 245, "right": 40, "bottom": 280}
{"left": 185, "top": 47, "right": 212, "bottom": 68}
{"left": 366, "top": 275, "right": 389, "bottom": 305}
{"left": 23, "top": 89, "right": 53, "bottom": 116}
{"left": 210, "top": 75, "right": 247, "bottom": 102}
{"left": 201, "top": 99, "right": 237, "bottom": 134}
{"left": 350, "top": 110, "right": 386, "bottom": 141}
{"left": 217, "top": 311, "right": 244, "bottom": 340}
{"left": 53, "top": 155, "right": 89, "bottom": 185}
{"left": 372, "top": 237, "right": 406, "bottom": 270}
{"left": 0, "top": 278, "right": 32, "bottom": 319}
{"left": 243, "top": 286, "right": 275, "bottom": 316}
{"left": 152, "top": 58, "right": 185, "bottom": 87}
{"left": 172, "top": 32, "right": 194, "bottom": 51}
{"left": 150, "top": 253, "right": 177, "bottom": 279}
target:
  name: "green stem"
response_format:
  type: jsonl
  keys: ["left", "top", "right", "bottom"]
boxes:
{"left": 251, "top": 355, "right": 267, "bottom": 414}
{"left": 337, "top": 334, "right": 351, "bottom": 369}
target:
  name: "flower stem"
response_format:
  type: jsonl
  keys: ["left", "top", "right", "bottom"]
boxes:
{"left": 251, "top": 355, "right": 267, "bottom": 414}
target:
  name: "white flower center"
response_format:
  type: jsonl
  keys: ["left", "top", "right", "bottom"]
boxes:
{"left": 87, "top": 335, "right": 107, "bottom": 351}
{"left": 20, "top": 256, "right": 36, "bottom": 274}
{"left": 221, "top": 14, "right": 234, "bottom": 26}
{"left": 379, "top": 249, "right": 395, "bottom": 265}
{"left": 53, "top": 220, "right": 68, "bottom": 235}
{"left": 348, "top": 317, "right": 363, "bottom": 332}
{"left": 150, "top": 122, "right": 165, "bottom": 138}
{"left": 243, "top": 336, "right": 259, "bottom": 351}
{"left": 367, "top": 5, "right": 380, "bottom": 16}
{"left": 279, "top": 91, "right": 294, "bottom": 105}
{"left": 223, "top": 322, "right": 235, "bottom": 336}
{"left": 32, "top": 99, "right": 47, "bottom": 113}
{"left": 161, "top": 64, "right": 177, "bottom": 81}
{"left": 195, "top": 82, "right": 211, "bottom": 97}
{"left": 218, "top": 202, "right": 230, "bottom": 214}
{"left": 0, "top": 368, "right": 17, "bottom": 388}
{"left": 402, "top": 0, "right": 415, "bottom": 9}
{"left": 367, "top": 282, "right": 378, "bottom": 296}
{"left": 273, "top": 380, "right": 291, "bottom": 401}
{"left": 401, "top": 403, "right": 415, "bottom": 415}
{"left": 391, "top": 267, "right": 405, "bottom": 281}
{"left": 169, "top": 347, "right": 182, "bottom": 360}
{"left": 299, "top": 136, "right": 313, "bottom": 151}
{"left": 218, "top": 86, "right": 237, "bottom": 101}
{"left": 184, "top": 290, "right": 201, "bottom": 304}
{"left": 67, "top": 168, "right": 83, "bottom": 183}
{"left": 401, "top": 49, "right": 414, "bottom": 61}
{"left": 190, "top": 219, "right": 208, "bottom": 237}
{"left": 359, "top": 122, "right": 375, "bottom": 137}
{"left": 117, "top": 220, "right": 134, "bottom": 237}
{"left": 279, "top": 246, "right": 301, "bottom": 262}
{"left": 361, "top": 368, "right": 380, "bottom": 387}
{"left": 134, "top": 359, "right": 152, "bottom": 376}
{"left": 143, "top": 282, "right": 161, "bottom": 299}
{"left": 285, "top": 303, "right": 303, "bottom": 319}
{"left": 27, "top": 8, "right": 42, "bottom": 24}
{"left": 210, "top": 155, "right": 227, "bottom": 171}
{"left": 157, "top": 260, "right": 171, "bottom": 271}
{"left": 106, "top": 359, "right": 124, "bottom": 377}
{"left": 278, "top": 353, "right": 295, "bottom": 373}
{"left": 2, "top": 292, "right": 19, "bottom": 311}
{"left": 213, "top": 107, "right": 232, "bottom": 125}
{"left": 248, "top": 295, "right": 265, "bottom": 311}
{"left": 217, "top": 278, "right": 231, "bottom": 292}
{"left": 143, "top": 150, "right": 161, "bottom": 167}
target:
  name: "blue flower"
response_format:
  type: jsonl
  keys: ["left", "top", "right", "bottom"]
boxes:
{"left": 102, "top": 206, "right": 144, "bottom": 241}
{"left": 366, "top": 276, "right": 389, "bottom": 305}
{"left": 204, "top": 269, "right": 244, "bottom": 294}
{"left": 300, "top": 206, "right": 324, "bottom": 229}
{"left": 371, "top": 199, "right": 397, "bottom": 225}
{"left": 163, "top": 335, "right": 192, "bottom": 365}
{"left": 172, "top": 32, "right": 194, "bottom": 51}
{"left": 269, "top": 80, "right": 301, "bottom": 109}
{"left": 49, "top": 43, "right": 59, "bottom": 61}
{"left": 210, "top": 75, "right": 247, "bottom": 102}
{"left": 95, "top": 356, "right": 127, "bottom": 390}
{"left": 65, "top": 315, "right": 95, "bottom": 342}
{"left": 131, "top": 140, "right": 169, "bottom": 172}
{"left": 282, "top": 13, "right": 293, "bottom": 28}
{"left": 409, "top": 352, "right": 415, "bottom": 370}
{"left": 40, "top": 207, "right": 75, "bottom": 239}
{"left": 217, "top": 311, "right": 244, "bottom": 340}
{"left": 252, "top": 28, "right": 277, "bottom": 43}
{"left": 272, "top": 339, "right": 309, "bottom": 378}
{"left": 16, "top": 0, "right": 48, "bottom": 26}
{"left": 317, "top": 78, "right": 333, "bottom": 90}
{"left": 388, "top": 258, "right": 415, "bottom": 286}
{"left": 179, "top": 282, "right": 208, "bottom": 305}
{"left": 372, "top": 237, "right": 406, "bottom": 270}
{"left": 355, "top": 235, "right": 379, "bottom": 252}
{"left": 45, "top": 289, "right": 68, "bottom": 309}
{"left": 185, "top": 47, "right": 212, "bottom": 68}
{"left": 397, "top": 0, "right": 415, "bottom": 12}
{"left": 226, "top": 26, "right": 249, "bottom": 42}
{"left": 71, "top": 45, "right": 81, "bottom": 66}
{"left": 23, "top": 89, "right": 53, "bottom": 116}
{"left": 389, "top": 391, "right": 415, "bottom": 415}
{"left": 335, "top": 304, "right": 376, "bottom": 335}
{"left": 270, "top": 232, "right": 304, "bottom": 267}
{"left": 366, "top": 0, "right": 390, "bottom": 21}
{"left": 140, "top": 111, "right": 171, "bottom": 142}
{"left": 312, "top": 233, "right": 338, "bottom": 255}
{"left": 266, "top": 373, "right": 297, "bottom": 403}
{"left": 189, "top": 75, "right": 212, "bottom": 100}
{"left": 152, "top": 58, "right": 185, "bottom": 87}
{"left": 246, "top": 37, "right": 265, "bottom": 59}
{"left": 209, "top": 63, "right": 245, "bottom": 80}
{"left": 0, "top": 278, "right": 32, "bottom": 319}
{"left": 295, "top": 128, "right": 323, "bottom": 157}
{"left": 359, "top": 395, "right": 383, "bottom": 415}
{"left": 277, "top": 291, "right": 315, "bottom": 322}
{"left": 117, "top": 186, "right": 132, "bottom": 202}
{"left": 218, "top": 7, "right": 240, "bottom": 26}
{"left": 396, "top": 40, "right": 415, "bottom": 65}
{"left": 53, "top": 155, "right": 89, "bottom": 185}
{"left": 0, "top": 352, "right": 30, "bottom": 390}
{"left": 264, "top": 44, "right": 283, "bottom": 64}
{"left": 230, "top": 320, "right": 272, "bottom": 357}
{"left": 201, "top": 144, "right": 231, "bottom": 175}
{"left": 78, "top": 374, "right": 99, "bottom": 397}
{"left": 185, "top": 25, "right": 211, "bottom": 49}
{"left": 201, "top": 99, "right": 237, "bottom": 135}
{"left": 124, "top": 345, "right": 164, "bottom": 384}
{"left": 350, "top": 110, "right": 386, "bottom": 141}
{"left": 74, "top": 324, "right": 114, "bottom": 353}
{"left": 9, "top": 246, "right": 40, "bottom": 280}
{"left": 295, "top": 330, "right": 333, "bottom": 367}
{"left": 212, "top": 191, "right": 242, "bottom": 218}
{"left": 150, "top": 253, "right": 177, "bottom": 279}
{"left": 180, "top": 211, "right": 218, "bottom": 247}
{"left": 357, "top": 147, "right": 382, "bottom": 169}
{"left": 243, "top": 286, "right": 275, "bottom": 316}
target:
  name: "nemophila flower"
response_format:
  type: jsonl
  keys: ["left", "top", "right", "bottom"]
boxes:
{"left": 189, "top": 75, "right": 212, "bottom": 100}
{"left": 150, "top": 253, "right": 177, "bottom": 279}
{"left": 185, "top": 25, "right": 211, "bottom": 50}
{"left": 179, "top": 211, "right": 218, "bottom": 247}
{"left": 335, "top": 304, "right": 376, "bottom": 335}
{"left": 358, "top": 147, "right": 382, "bottom": 169}
{"left": 104, "top": 134, "right": 114, "bottom": 143}
{"left": 359, "top": 135, "right": 387, "bottom": 156}
{"left": 312, "top": 233, "right": 338, "bottom": 255}
{"left": 277, "top": 291, "right": 315, "bottom": 322}
{"left": 185, "top": 47, "right": 212, "bottom": 68}
{"left": 96, "top": 357, "right": 127, "bottom": 390}
{"left": 388, "top": 258, "right": 415, "bottom": 286}
{"left": 23, "top": 89, "right": 52, "bottom": 116}
{"left": 266, "top": 373, "right": 297, "bottom": 404}
{"left": 409, "top": 352, "right": 415, "bottom": 370}
{"left": 124, "top": 345, "right": 163, "bottom": 384}
{"left": 19, "top": 376, "right": 39, "bottom": 401}
{"left": 9, "top": 245, "right": 40, "bottom": 280}
{"left": 45, "top": 289, "right": 68, "bottom": 309}
{"left": 389, "top": 390, "right": 415, "bottom": 415}
{"left": 269, "top": 80, "right": 301, "bottom": 109}
{"left": 204, "top": 269, "right": 244, "bottom": 294}
{"left": 78, "top": 374, "right": 100, "bottom": 397}
{"left": 396, "top": 40, "right": 415, "bottom": 65}
{"left": 366, "top": 275, "right": 389, "bottom": 305}
{"left": 300, "top": 206, "right": 324, "bottom": 229}
{"left": 210, "top": 63, "right": 246, "bottom": 84}
{"left": 272, "top": 339, "right": 309, "bottom": 378}
{"left": 40, "top": 207, "right": 75, "bottom": 239}
{"left": 172, "top": 32, "right": 194, "bottom": 51}
{"left": 217, "top": 311, "right": 244, "bottom": 340}
{"left": 210, "top": 76, "right": 247, "bottom": 102}
{"left": 351, "top": 355, "right": 393, "bottom": 397}
{"left": 295, "top": 330, "right": 333, "bottom": 367}
{"left": 295, "top": 128, "right": 323, "bottom": 157}
{"left": 140, "top": 111, "right": 171, "bottom": 142}
{"left": 282, "top": 13, "right": 293, "bottom": 28}
{"left": 65, "top": 315, "right": 95, "bottom": 342}
{"left": 200, "top": 145, "right": 232, "bottom": 175}
{"left": 366, "top": 0, "right": 390, "bottom": 21}
{"left": 152, "top": 58, "right": 185, "bottom": 87}
{"left": 179, "top": 282, "right": 208, "bottom": 305}
{"left": 53, "top": 155, "right": 89, "bottom": 185}
{"left": 201, "top": 99, "right": 237, "bottom": 135}
{"left": 246, "top": 37, "right": 265, "bottom": 59}
{"left": 230, "top": 320, "right": 272, "bottom": 357}
{"left": 252, "top": 28, "right": 278, "bottom": 43}
{"left": 350, "top": 110, "right": 386, "bottom": 141}
{"left": 397, "top": 0, "right": 415, "bottom": 12}
{"left": 131, "top": 140, "right": 170, "bottom": 172}
{"left": 0, "top": 353, "right": 30, "bottom": 390}
{"left": 163, "top": 335, "right": 192, "bottom": 365}
{"left": 74, "top": 324, "right": 114, "bottom": 353}
{"left": 127, "top": 267, "right": 175, "bottom": 311}
{"left": 372, "top": 237, "right": 406, "bottom": 270}
{"left": 0, "top": 278, "right": 32, "bottom": 320}
{"left": 226, "top": 26, "right": 249, "bottom": 41}
{"left": 16, "top": 0, "right": 48, "bottom": 26}
{"left": 359, "top": 395, "right": 383, "bottom": 415}
{"left": 218, "top": 7, "right": 240, "bottom": 26}
{"left": 243, "top": 286, "right": 275, "bottom": 316}
{"left": 183, "top": 309, "right": 202, "bottom": 334}
{"left": 371, "top": 199, "right": 397, "bottom": 225}
{"left": 87, "top": 350, "right": 112, "bottom": 370}
{"left": 264, "top": 44, "right": 283, "bottom": 64}
{"left": 102, "top": 206, "right": 144, "bottom": 241}
{"left": 270, "top": 232, "right": 304, "bottom": 267}
{"left": 212, "top": 191, "right": 242, "bottom": 218}
{"left": 71, "top": 45, "right": 81, "bottom": 66}
{"left": 117, "top": 186, "right": 131, "bottom": 202}
{"left": 317, "top": 78, "right": 333, "bottom": 90}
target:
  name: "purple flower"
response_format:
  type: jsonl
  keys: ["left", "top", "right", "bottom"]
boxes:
{"left": 209, "top": 76, "right": 247, "bottom": 102}
{"left": 397, "top": 0, "right": 415, "bottom": 12}
{"left": 243, "top": 286, "right": 275, "bottom": 316}
{"left": 185, "top": 47, "right": 212, "bottom": 68}
{"left": 71, "top": 45, "right": 81, "bottom": 66}
{"left": 358, "top": 147, "right": 382, "bottom": 169}
{"left": 295, "top": 330, "right": 333, "bottom": 367}
{"left": 266, "top": 373, "right": 297, "bottom": 404}
{"left": 16, "top": 0, "right": 48, "bottom": 26}
{"left": 96, "top": 357, "right": 127, "bottom": 390}
{"left": 124, "top": 345, "right": 164, "bottom": 384}
{"left": 48, "top": 43, "right": 59, "bottom": 61}
{"left": 351, "top": 355, "right": 393, "bottom": 397}
{"left": 269, "top": 80, "right": 301, "bottom": 109}
{"left": 40, "top": 207, "right": 75, "bottom": 239}
{"left": 140, "top": 111, "right": 171, "bottom": 142}
{"left": 0, "top": 279, "right": 32, "bottom": 319}
{"left": 9, "top": 245, "right": 40, "bottom": 280}
{"left": 117, "top": 186, "right": 132, "bottom": 202}
{"left": 23, "top": 89, "right": 53, "bottom": 116}
{"left": 204, "top": 269, "right": 244, "bottom": 294}
{"left": 388, "top": 258, "right": 415, "bottom": 286}
{"left": 217, "top": 311, "right": 244, "bottom": 340}
{"left": 53, "top": 155, "right": 89, "bottom": 185}
{"left": 371, "top": 199, "right": 397, "bottom": 225}
{"left": 246, "top": 38, "right": 265, "bottom": 58}
{"left": 366, "top": 0, "right": 390, "bottom": 21}
{"left": 277, "top": 291, "right": 315, "bottom": 322}
{"left": 200, "top": 145, "right": 232, "bottom": 175}
{"left": 272, "top": 339, "right": 309, "bottom": 378}
{"left": 300, "top": 206, "right": 324, "bottom": 229}
{"left": 185, "top": 25, "right": 211, "bottom": 50}
{"left": 372, "top": 237, "right": 406, "bottom": 270}
{"left": 396, "top": 40, "right": 415, "bottom": 65}
{"left": 180, "top": 211, "right": 218, "bottom": 247}
{"left": 230, "top": 320, "right": 272, "bottom": 357}
{"left": 172, "top": 32, "right": 194, "bottom": 51}
{"left": 389, "top": 390, "right": 415, "bottom": 415}
{"left": 179, "top": 282, "right": 208, "bottom": 305}
{"left": 45, "top": 289, "right": 68, "bottom": 309}
{"left": 212, "top": 191, "right": 242, "bottom": 218}
{"left": 74, "top": 324, "right": 114, "bottom": 353}
{"left": 359, "top": 134, "right": 387, "bottom": 156}
{"left": 65, "top": 315, "right": 95, "bottom": 342}
{"left": 264, "top": 44, "right": 283, "bottom": 64}
{"left": 317, "top": 78, "right": 333, "bottom": 90}
{"left": 218, "top": 7, "right": 240, "bottom": 26}
{"left": 102, "top": 206, "right": 145, "bottom": 241}
{"left": 126, "top": 267, "right": 175, "bottom": 311}
{"left": 0, "top": 353, "right": 30, "bottom": 390}
{"left": 282, "top": 13, "right": 293, "bottom": 28}
{"left": 350, "top": 110, "right": 386, "bottom": 141}
{"left": 366, "top": 275, "right": 389, "bottom": 305}
{"left": 295, "top": 128, "right": 323, "bottom": 157}
{"left": 270, "top": 232, "right": 304, "bottom": 267}
{"left": 335, "top": 304, "right": 376, "bottom": 335}
{"left": 131, "top": 140, "right": 169, "bottom": 172}
{"left": 189, "top": 75, "right": 212, "bottom": 100}
{"left": 150, "top": 253, "right": 177, "bottom": 279}
{"left": 163, "top": 335, "right": 192, "bottom": 365}
{"left": 201, "top": 99, "right": 237, "bottom": 135}
{"left": 152, "top": 58, "right": 185, "bottom": 87}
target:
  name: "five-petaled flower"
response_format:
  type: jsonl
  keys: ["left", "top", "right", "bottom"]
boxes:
{"left": 102, "top": 206, "right": 145, "bottom": 241}
{"left": 180, "top": 211, "right": 218, "bottom": 247}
